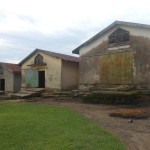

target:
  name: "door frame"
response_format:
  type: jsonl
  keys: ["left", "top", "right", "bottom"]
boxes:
{"left": 0, "top": 79, "right": 5, "bottom": 91}
{"left": 38, "top": 70, "right": 45, "bottom": 88}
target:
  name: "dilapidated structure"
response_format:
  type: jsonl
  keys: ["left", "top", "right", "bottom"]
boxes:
{"left": 0, "top": 62, "right": 21, "bottom": 93}
{"left": 19, "top": 49, "right": 79, "bottom": 90}
{"left": 73, "top": 21, "right": 150, "bottom": 90}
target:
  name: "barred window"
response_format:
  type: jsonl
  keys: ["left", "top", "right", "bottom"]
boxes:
{"left": 109, "top": 28, "right": 129, "bottom": 45}
{"left": 34, "top": 54, "right": 44, "bottom": 64}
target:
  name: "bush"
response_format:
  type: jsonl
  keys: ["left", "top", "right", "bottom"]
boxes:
{"left": 82, "top": 91, "right": 140, "bottom": 105}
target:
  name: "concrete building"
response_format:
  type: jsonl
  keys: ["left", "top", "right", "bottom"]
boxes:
{"left": 0, "top": 62, "right": 21, "bottom": 93}
{"left": 72, "top": 21, "right": 150, "bottom": 90}
{"left": 19, "top": 49, "right": 79, "bottom": 90}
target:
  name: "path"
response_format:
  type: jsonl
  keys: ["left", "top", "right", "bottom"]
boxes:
{"left": 34, "top": 98, "right": 150, "bottom": 150}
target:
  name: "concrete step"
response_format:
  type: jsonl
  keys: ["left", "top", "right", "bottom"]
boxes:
{"left": 21, "top": 88, "right": 45, "bottom": 93}
{"left": 42, "top": 93, "right": 69, "bottom": 98}
{"left": 0, "top": 91, "right": 5, "bottom": 95}
{"left": 11, "top": 88, "right": 44, "bottom": 99}
{"left": 97, "top": 85, "right": 136, "bottom": 92}
{"left": 53, "top": 91, "right": 71, "bottom": 96}
{"left": 0, "top": 95, "right": 11, "bottom": 100}
{"left": 11, "top": 93, "right": 32, "bottom": 99}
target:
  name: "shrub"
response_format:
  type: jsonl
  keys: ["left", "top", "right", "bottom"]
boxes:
{"left": 82, "top": 91, "right": 140, "bottom": 104}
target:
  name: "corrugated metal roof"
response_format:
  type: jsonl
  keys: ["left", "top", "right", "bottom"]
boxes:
{"left": 19, "top": 49, "right": 79, "bottom": 65}
{"left": 0, "top": 62, "right": 21, "bottom": 73}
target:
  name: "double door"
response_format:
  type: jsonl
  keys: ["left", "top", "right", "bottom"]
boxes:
{"left": 25, "top": 69, "right": 45, "bottom": 88}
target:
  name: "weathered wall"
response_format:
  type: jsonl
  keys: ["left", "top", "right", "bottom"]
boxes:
{"left": 13, "top": 73, "right": 21, "bottom": 92}
{"left": 61, "top": 60, "right": 79, "bottom": 90}
{"left": 80, "top": 41, "right": 133, "bottom": 86}
{"left": 0, "top": 66, "right": 14, "bottom": 92}
{"left": 79, "top": 35, "right": 150, "bottom": 89}
{"left": 100, "top": 52, "right": 133, "bottom": 85}
{"left": 79, "top": 56, "right": 100, "bottom": 85}
{"left": 79, "top": 41, "right": 107, "bottom": 85}
{"left": 0, "top": 64, "right": 21, "bottom": 93}
{"left": 131, "top": 36, "right": 150, "bottom": 86}
{"left": 77, "top": 24, "right": 150, "bottom": 90}
{"left": 21, "top": 51, "right": 62, "bottom": 89}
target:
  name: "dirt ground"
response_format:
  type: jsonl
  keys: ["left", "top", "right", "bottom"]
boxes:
{"left": 33, "top": 98, "right": 150, "bottom": 150}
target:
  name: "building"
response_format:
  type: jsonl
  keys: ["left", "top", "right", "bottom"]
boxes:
{"left": 0, "top": 62, "right": 21, "bottom": 93}
{"left": 19, "top": 49, "right": 79, "bottom": 90}
{"left": 72, "top": 21, "right": 150, "bottom": 90}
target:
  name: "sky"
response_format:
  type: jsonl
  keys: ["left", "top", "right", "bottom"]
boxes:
{"left": 0, "top": 0, "right": 150, "bottom": 63}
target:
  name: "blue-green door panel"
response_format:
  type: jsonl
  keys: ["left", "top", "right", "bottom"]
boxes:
{"left": 25, "top": 69, "right": 38, "bottom": 87}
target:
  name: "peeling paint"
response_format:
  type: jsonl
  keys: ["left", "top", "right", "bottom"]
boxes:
{"left": 100, "top": 52, "right": 133, "bottom": 84}
{"left": 79, "top": 35, "right": 150, "bottom": 89}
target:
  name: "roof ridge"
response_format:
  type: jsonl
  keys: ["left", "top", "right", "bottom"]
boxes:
{"left": 36, "top": 48, "right": 78, "bottom": 58}
{"left": 19, "top": 49, "right": 79, "bottom": 65}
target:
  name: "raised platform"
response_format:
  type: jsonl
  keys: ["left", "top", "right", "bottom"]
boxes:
{"left": 0, "top": 91, "right": 5, "bottom": 95}
{"left": 10, "top": 88, "right": 45, "bottom": 99}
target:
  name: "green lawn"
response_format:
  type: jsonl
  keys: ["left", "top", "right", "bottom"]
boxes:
{"left": 0, "top": 101, "right": 125, "bottom": 150}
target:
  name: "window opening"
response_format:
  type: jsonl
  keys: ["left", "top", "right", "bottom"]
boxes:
{"left": 109, "top": 28, "right": 129, "bottom": 45}
{"left": 34, "top": 54, "right": 44, "bottom": 65}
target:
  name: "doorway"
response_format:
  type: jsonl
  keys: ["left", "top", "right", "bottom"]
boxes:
{"left": 0, "top": 79, "right": 5, "bottom": 91}
{"left": 38, "top": 71, "right": 45, "bottom": 88}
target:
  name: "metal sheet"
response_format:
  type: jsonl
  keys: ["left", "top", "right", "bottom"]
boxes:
{"left": 25, "top": 69, "right": 38, "bottom": 87}
{"left": 100, "top": 52, "right": 133, "bottom": 84}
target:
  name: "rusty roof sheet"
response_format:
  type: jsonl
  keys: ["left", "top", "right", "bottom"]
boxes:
{"left": 38, "top": 49, "right": 79, "bottom": 62}
{"left": 19, "top": 49, "right": 79, "bottom": 65}
{"left": 0, "top": 62, "right": 21, "bottom": 73}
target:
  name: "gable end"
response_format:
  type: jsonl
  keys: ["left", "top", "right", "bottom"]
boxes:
{"left": 108, "top": 28, "right": 130, "bottom": 47}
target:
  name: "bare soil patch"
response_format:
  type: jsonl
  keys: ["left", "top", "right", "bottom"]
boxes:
{"left": 33, "top": 98, "right": 150, "bottom": 150}
{"left": 110, "top": 107, "right": 149, "bottom": 119}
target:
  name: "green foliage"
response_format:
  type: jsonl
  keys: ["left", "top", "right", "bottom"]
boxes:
{"left": 0, "top": 102, "right": 125, "bottom": 150}
{"left": 83, "top": 91, "right": 140, "bottom": 104}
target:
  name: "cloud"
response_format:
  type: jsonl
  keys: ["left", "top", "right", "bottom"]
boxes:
{"left": 17, "top": 15, "right": 39, "bottom": 25}
{"left": 0, "top": 0, "right": 150, "bottom": 63}
{"left": 0, "top": 29, "right": 85, "bottom": 63}
{"left": 0, "top": 11, "right": 7, "bottom": 21}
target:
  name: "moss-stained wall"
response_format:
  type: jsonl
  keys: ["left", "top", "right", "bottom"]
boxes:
{"left": 79, "top": 41, "right": 107, "bottom": 85}
{"left": 79, "top": 56, "right": 100, "bottom": 84}
{"left": 79, "top": 41, "right": 133, "bottom": 85}
{"left": 79, "top": 35, "right": 150, "bottom": 89}
{"left": 78, "top": 23, "right": 150, "bottom": 90}
{"left": 131, "top": 36, "right": 150, "bottom": 85}
{"left": 100, "top": 52, "right": 133, "bottom": 84}
{"left": 83, "top": 41, "right": 108, "bottom": 57}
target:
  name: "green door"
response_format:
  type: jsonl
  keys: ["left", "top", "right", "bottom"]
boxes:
{"left": 25, "top": 69, "right": 38, "bottom": 87}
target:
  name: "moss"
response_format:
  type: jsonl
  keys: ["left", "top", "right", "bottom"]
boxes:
{"left": 82, "top": 91, "right": 140, "bottom": 104}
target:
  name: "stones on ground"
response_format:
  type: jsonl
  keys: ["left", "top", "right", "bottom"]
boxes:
{"left": 128, "top": 118, "right": 133, "bottom": 123}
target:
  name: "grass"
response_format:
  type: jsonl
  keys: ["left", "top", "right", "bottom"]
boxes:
{"left": 0, "top": 101, "right": 125, "bottom": 150}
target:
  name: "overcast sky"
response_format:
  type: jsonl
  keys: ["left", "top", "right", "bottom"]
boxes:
{"left": 0, "top": 0, "right": 150, "bottom": 63}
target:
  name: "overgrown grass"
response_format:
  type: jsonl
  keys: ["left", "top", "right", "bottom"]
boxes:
{"left": 0, "top": 101, "right": 125, "bottom": 150}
